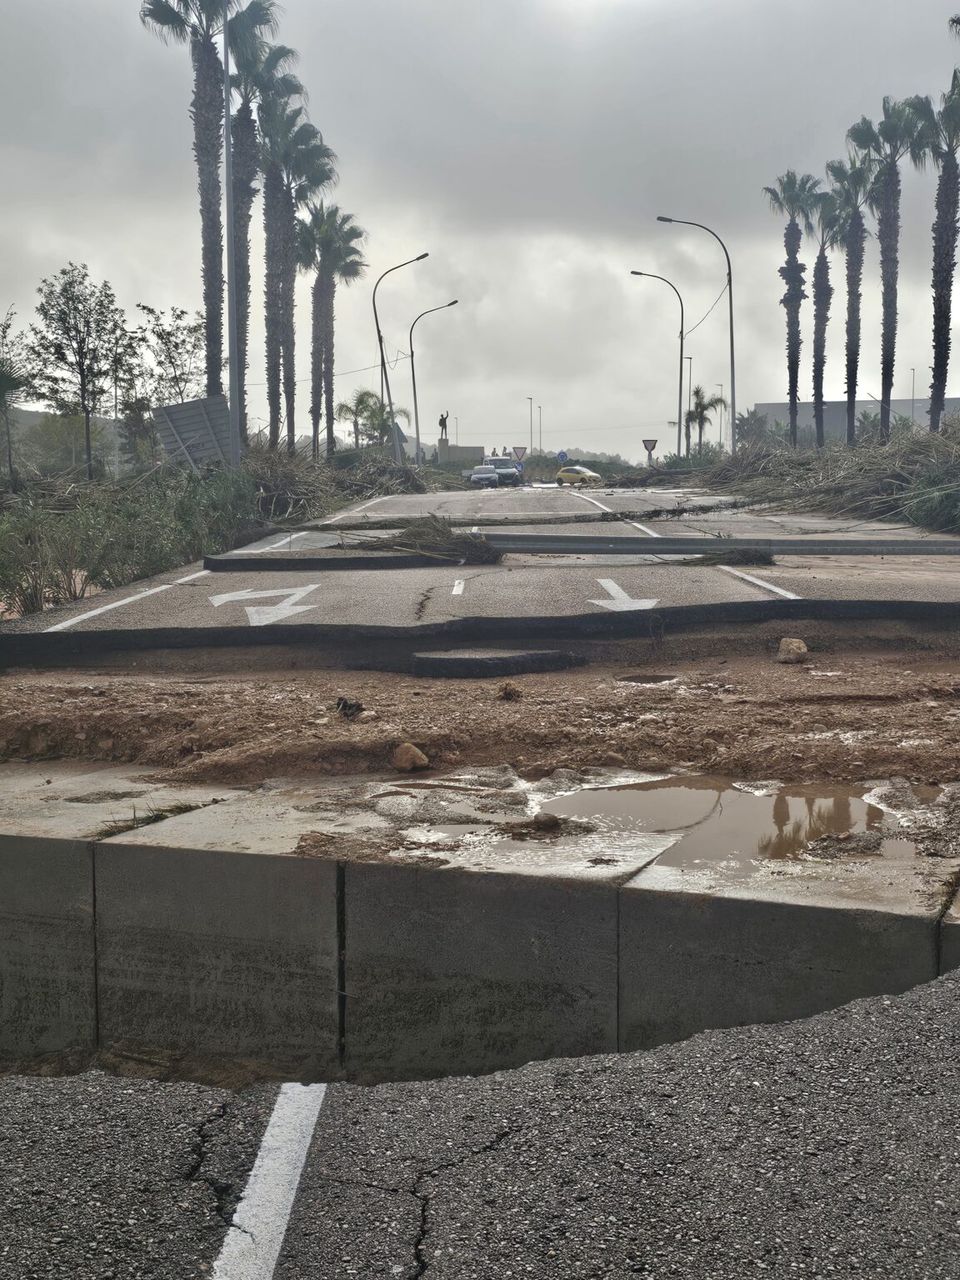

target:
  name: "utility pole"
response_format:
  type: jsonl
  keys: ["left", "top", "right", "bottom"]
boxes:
{"left": 526, "top": 396, "right": 533, "bottom": 454}
{"left": 538, "top": 404, "right": 542, "bottom": 453}
{"left": 372, "top": 253, "right": 428, "bottom": 463}
{"left": 631, "top": 271, "right": 685, "bottom": 459}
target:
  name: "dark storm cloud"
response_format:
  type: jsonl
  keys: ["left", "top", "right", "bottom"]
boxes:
{"left": 2, "top": 0, "right": 959, "bottom": 458}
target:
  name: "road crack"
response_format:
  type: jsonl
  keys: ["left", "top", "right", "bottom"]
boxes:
{"left": 182, "top": 1099, "right": 251, "bottom": 1234}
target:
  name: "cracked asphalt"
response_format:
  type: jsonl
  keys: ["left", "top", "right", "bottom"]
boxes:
{"left": 278, "top": 972, "right": 960, "bottom": 1279}
{"left": 7, "top": 976, "right": 960, "bottom": 1277}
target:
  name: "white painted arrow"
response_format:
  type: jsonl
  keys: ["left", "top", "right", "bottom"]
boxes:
{"left": 208, "top": 584, "right": 322, "bottom": 627}
{"left": 588, "top": 579, "right": 660, "bottom": 612}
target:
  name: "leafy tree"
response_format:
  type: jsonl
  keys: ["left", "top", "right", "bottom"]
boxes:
{"left": 357, "top": 394, "right": 410, "bottom": 447}
{"left": 230, "top": 34, "right": 300, "bottom": 439}
{"left": 140, "top": 0, "right": 277, "bottom": 399}
{"left": 298, "top": 204, "right": 367, "bottom": 459}
{"left": 684, "top": 385, "right": 727, "bottom": 457}
{"left": 809, "top": 193, "right": 840, "bottom": 448}
{"left": 826, "top": 157, "right": 872, "bottom": 447}
{"left": 764, "top": 171, "right": 822, "bottom": 447}
{"left": 20, "top": 413, "right": 109, "bottom": 476}
{"left": 848, "top": 99, "right": 923, "bottom": 442}
{"left": 335, "top": 388, "right": 379, "bottom": 450}
{"left": 734, "top": 408, "right": 774, "bottom": 447}
{"left": 136, "top": 303, "right": 206, "bottom": 405}
{"left": 28, "top": 263, "right": 125, "bottom": 480}
{"left": 907, "top": 75, "right": 960, "bottom": 433}
{"left": 258, "top": 96, "right": 336, "bottom": 450}
{"left": 0, "top": 309, "right": 28, "bottom": 490}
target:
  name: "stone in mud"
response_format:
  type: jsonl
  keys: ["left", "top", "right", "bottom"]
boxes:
{"left": 392, "top": 743, "right": 429, "bottom": 772}
{"left": 776, "top": 637, "right": 808, "bottom": 664}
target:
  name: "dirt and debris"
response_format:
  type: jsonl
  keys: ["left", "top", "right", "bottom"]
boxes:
{"left": 2, "top": 651, "right": 960, "bottom": 788}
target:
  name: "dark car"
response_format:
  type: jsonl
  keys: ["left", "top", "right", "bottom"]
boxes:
{"left": 469, "top": 465, "right": 499, "bottom": 488}
{"left": 484, "top": 456, "right": 523, "bottom": 486}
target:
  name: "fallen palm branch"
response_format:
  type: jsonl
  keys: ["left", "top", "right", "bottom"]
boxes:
{"left": 355, "top": 514, "right": 504, "bottom": 564}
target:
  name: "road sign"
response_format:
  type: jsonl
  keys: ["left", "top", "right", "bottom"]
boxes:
{"left": 557, "top": 450, "right": 568, "bottom": 463}
{"left": 513, "top": 446, "right": 527, "bottom": 461}
{"left": 642, "top": 438, "right": 658, "bottom": 453}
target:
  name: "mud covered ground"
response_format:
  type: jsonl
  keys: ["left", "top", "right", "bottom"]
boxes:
{"left": 1, "top": 646, "right": 958, "bottom": 786}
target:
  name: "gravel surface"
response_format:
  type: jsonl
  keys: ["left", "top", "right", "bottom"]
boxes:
{"left": 0, "top": 1072, "right": 276, "bottom": 1280}
{"left": 279, "top": 973, "right": 960, "bottom": 1278}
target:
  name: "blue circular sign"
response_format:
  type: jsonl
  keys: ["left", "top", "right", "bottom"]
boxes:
{"left": 557, "top": 450, "right": 568, "bottom": 463}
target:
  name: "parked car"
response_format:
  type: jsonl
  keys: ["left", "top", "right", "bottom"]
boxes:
{"left": 484, "top": 456, "right": 523, "bottom": 486}
{"left": 556, "top": 464, "right": 601, "bottom": 486}
{"left": 469, "top": 465, "right": 500, "bottom": 488}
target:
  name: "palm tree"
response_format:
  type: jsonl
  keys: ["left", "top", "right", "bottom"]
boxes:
{"left": 764, "top": 172, "right": 822, "bottom": 447}
{"left": 335, "top": 388, "right": 379, "bottom": 450}
{"left": 848, "top": 100, "right": 923, "bottom": 442}
{"left": 298, "top": 204, "right": 367, "bottom": 459}
{"left": 809, "top": 193, "right": 840, "bottom": 449}
{"left": 907, "top": 76, "right": 960, "bottom": 433}
{"left": 258, "top": 98, "right": 335, "bottom": 451}
{"left": 826, "top": 157, "right": 872, "bottom": 447}
{"left": 0, "top": 355, "right": 28, "bottom": 492}
{"left": 230, "top": 36, "right": 301, "bottom": 440}
{"left": 358, "top": 395, "right": 411, "bottom": 448}
{"left": 684, "top": 385, "right": 727, "bottom": 457}
{"left": 140, "top": 1, "right": 276, "bottom": 401}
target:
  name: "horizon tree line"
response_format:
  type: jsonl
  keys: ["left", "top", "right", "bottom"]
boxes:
{"left": 766, "top": 15, "right": 960, "bottom": 447}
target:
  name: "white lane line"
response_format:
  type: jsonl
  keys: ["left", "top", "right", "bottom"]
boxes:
{"left": 717, "top": 566, "right": 801, "bottom": 600}
{"left": 45, "top": 584, "right": 176, "bottom": 632}
{"left": 628, "top": 521, "right": 661, "bottom": 538}
{"left": 452, "top": 579, "right": 465, "bottom": 595}
{"left": 571, "top": 491, "right": 613, "bottom": 513}
{"left": 45, "top": 570, "right": 211, "bottom": 632}
{"left": 322, "top": 497, "right": 385, "bottom": 524}
{"left": 212, "top": 1083, "right": 327, "bottom": 1280}
{"left": 231, "top": 532, "right": 308, "bottom": 555}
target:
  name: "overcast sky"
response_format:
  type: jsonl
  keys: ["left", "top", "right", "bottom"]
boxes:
{"left": 1, "top": 0, "right": 959, "bottom": 460}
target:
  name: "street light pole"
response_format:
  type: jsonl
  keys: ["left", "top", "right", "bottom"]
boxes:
{"left": 716, "top": 383, "right": 724, "bottom": 446}
{"left": 408, "top": 300, "right": 458, "bottom": 466}
{"left": 658, "top": 216, "right": 737, "bottom": 452}
{"left": 223, "top": 0, "right": 242, "bottom": 466}
{"left": 685, "top": 356, "right": 693, "bottom": 458}
{"left": 630, "top": 271, "right": 685, "bottom": 458}
{"left": 538, "top": 404, "right": 542, "bottom": 453}
{"left": 911, "top": 367, "right": 916, "bottom": 425}
{"left": 526, "top": 396, "right": 533, "bottom": 454}
{"left": 373, "top": 253, "right": 429, "bottom": 463}
{"left": 455, "top": 416, "right": 459, "bottom": 444}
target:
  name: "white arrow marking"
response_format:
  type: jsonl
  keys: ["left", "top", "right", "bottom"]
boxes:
{"left": 208, "top": 584, "right": 322, "bottom": 627}
{"left": 588, "top": 579, "right": 660, "bottom": 612}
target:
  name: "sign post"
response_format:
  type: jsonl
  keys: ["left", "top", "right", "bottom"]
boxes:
{"left": 642, "top": 438, "right": 658, "bottom": 467}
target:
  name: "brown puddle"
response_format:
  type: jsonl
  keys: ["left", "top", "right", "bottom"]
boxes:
{"left": 536, "top": 776, "right": 925, "bottom": 868}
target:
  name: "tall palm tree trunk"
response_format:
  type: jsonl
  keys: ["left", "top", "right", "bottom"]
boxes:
{"left": 323, "top": 278, "right": 337, "bottom": 458}
{"left": 309, "top": 274, "right": 323, "bottom": 461}
{"left": 811, "top": 245, "right": 833, "bottom": 448}
{"left": 231, "top": 101, "right": 258, "bottom": 442}
{"left": 930, "top": 147, "right": 959, "bottom": 433}
{"left": 843, "top": 210, "right": 866, "bottom": 447}
{"left": 263, "top": 162, "right": 283, "bottom": 449}
{"left": 684, "top": 418, "right": 691, "bottom": 458}
{"left": 190, "top": 33, "right": 225, "bottom": 399}
{"left": 876, "top": 163, "right": 901, "bottom": 442}
{"left": 780, "top": 217, "right": 806, "bottom": 448}
{"left": 280, "top": 187, "right": 298, "bottom": 454}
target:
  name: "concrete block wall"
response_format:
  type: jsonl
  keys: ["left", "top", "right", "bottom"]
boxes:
{"left": 2, "top": 830, "right": 960, "bottom": 1083}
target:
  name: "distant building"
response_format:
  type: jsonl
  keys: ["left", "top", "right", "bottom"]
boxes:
{"left": 752, "top": 398, "right": 960, "bottom": 442}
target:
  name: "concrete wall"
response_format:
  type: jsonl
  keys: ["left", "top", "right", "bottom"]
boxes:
{"left": 2, "top": 831, "right": 960, "bottom": 1083}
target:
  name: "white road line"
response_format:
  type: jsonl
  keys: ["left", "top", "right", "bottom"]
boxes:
{"left": 717, "top": 566, "right": 801, "bottom": 599}
{"left": 44, "top": 570, "right": 211, "bottom": 632}
{"left": 45, "top": 584, "right": 176, "bottom": 632}
{"left": 571, "top": 491, "right": 613, "bottom": 513}
{"left": 471, "top": 525, "right": 479, "bottom": 534}
{"left": 452, "top": 579, "right": 465, "bottom": 595}
{"left": 212, "top": 1083, "right": 327, "bottom": 1280}
{"left": 628, "top": 521, "right": 661, "bottom": 538}
{"left": 322, "top": 497, "right": 385, "bottom": 524}
{"left": 231, "top": 532, "right": 308, "bottom": 555}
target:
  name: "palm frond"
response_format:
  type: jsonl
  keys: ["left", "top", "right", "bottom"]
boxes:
{"left": 140, "top": 0, "right": 191, "bottom": 43}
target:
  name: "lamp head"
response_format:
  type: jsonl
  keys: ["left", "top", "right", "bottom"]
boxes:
{"left": 415, "top": 252, "right": 429, "bottom": 261}
{"left": 656, "top": 216, "right": 673, "bottom": 224}
{"left": 630, "top": 270, "right": 644, "bottom": 277}
{"left": 448, "top": 299, "right": 459, "bottom": 307}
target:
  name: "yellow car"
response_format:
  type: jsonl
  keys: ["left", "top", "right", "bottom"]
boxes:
{"left": 556, "top": 465, "right": 601, "bottom": 486}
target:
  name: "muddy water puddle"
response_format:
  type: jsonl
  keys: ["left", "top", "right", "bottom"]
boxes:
{"left": 533, "top": 776, "right": 925, "bottom": 870}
